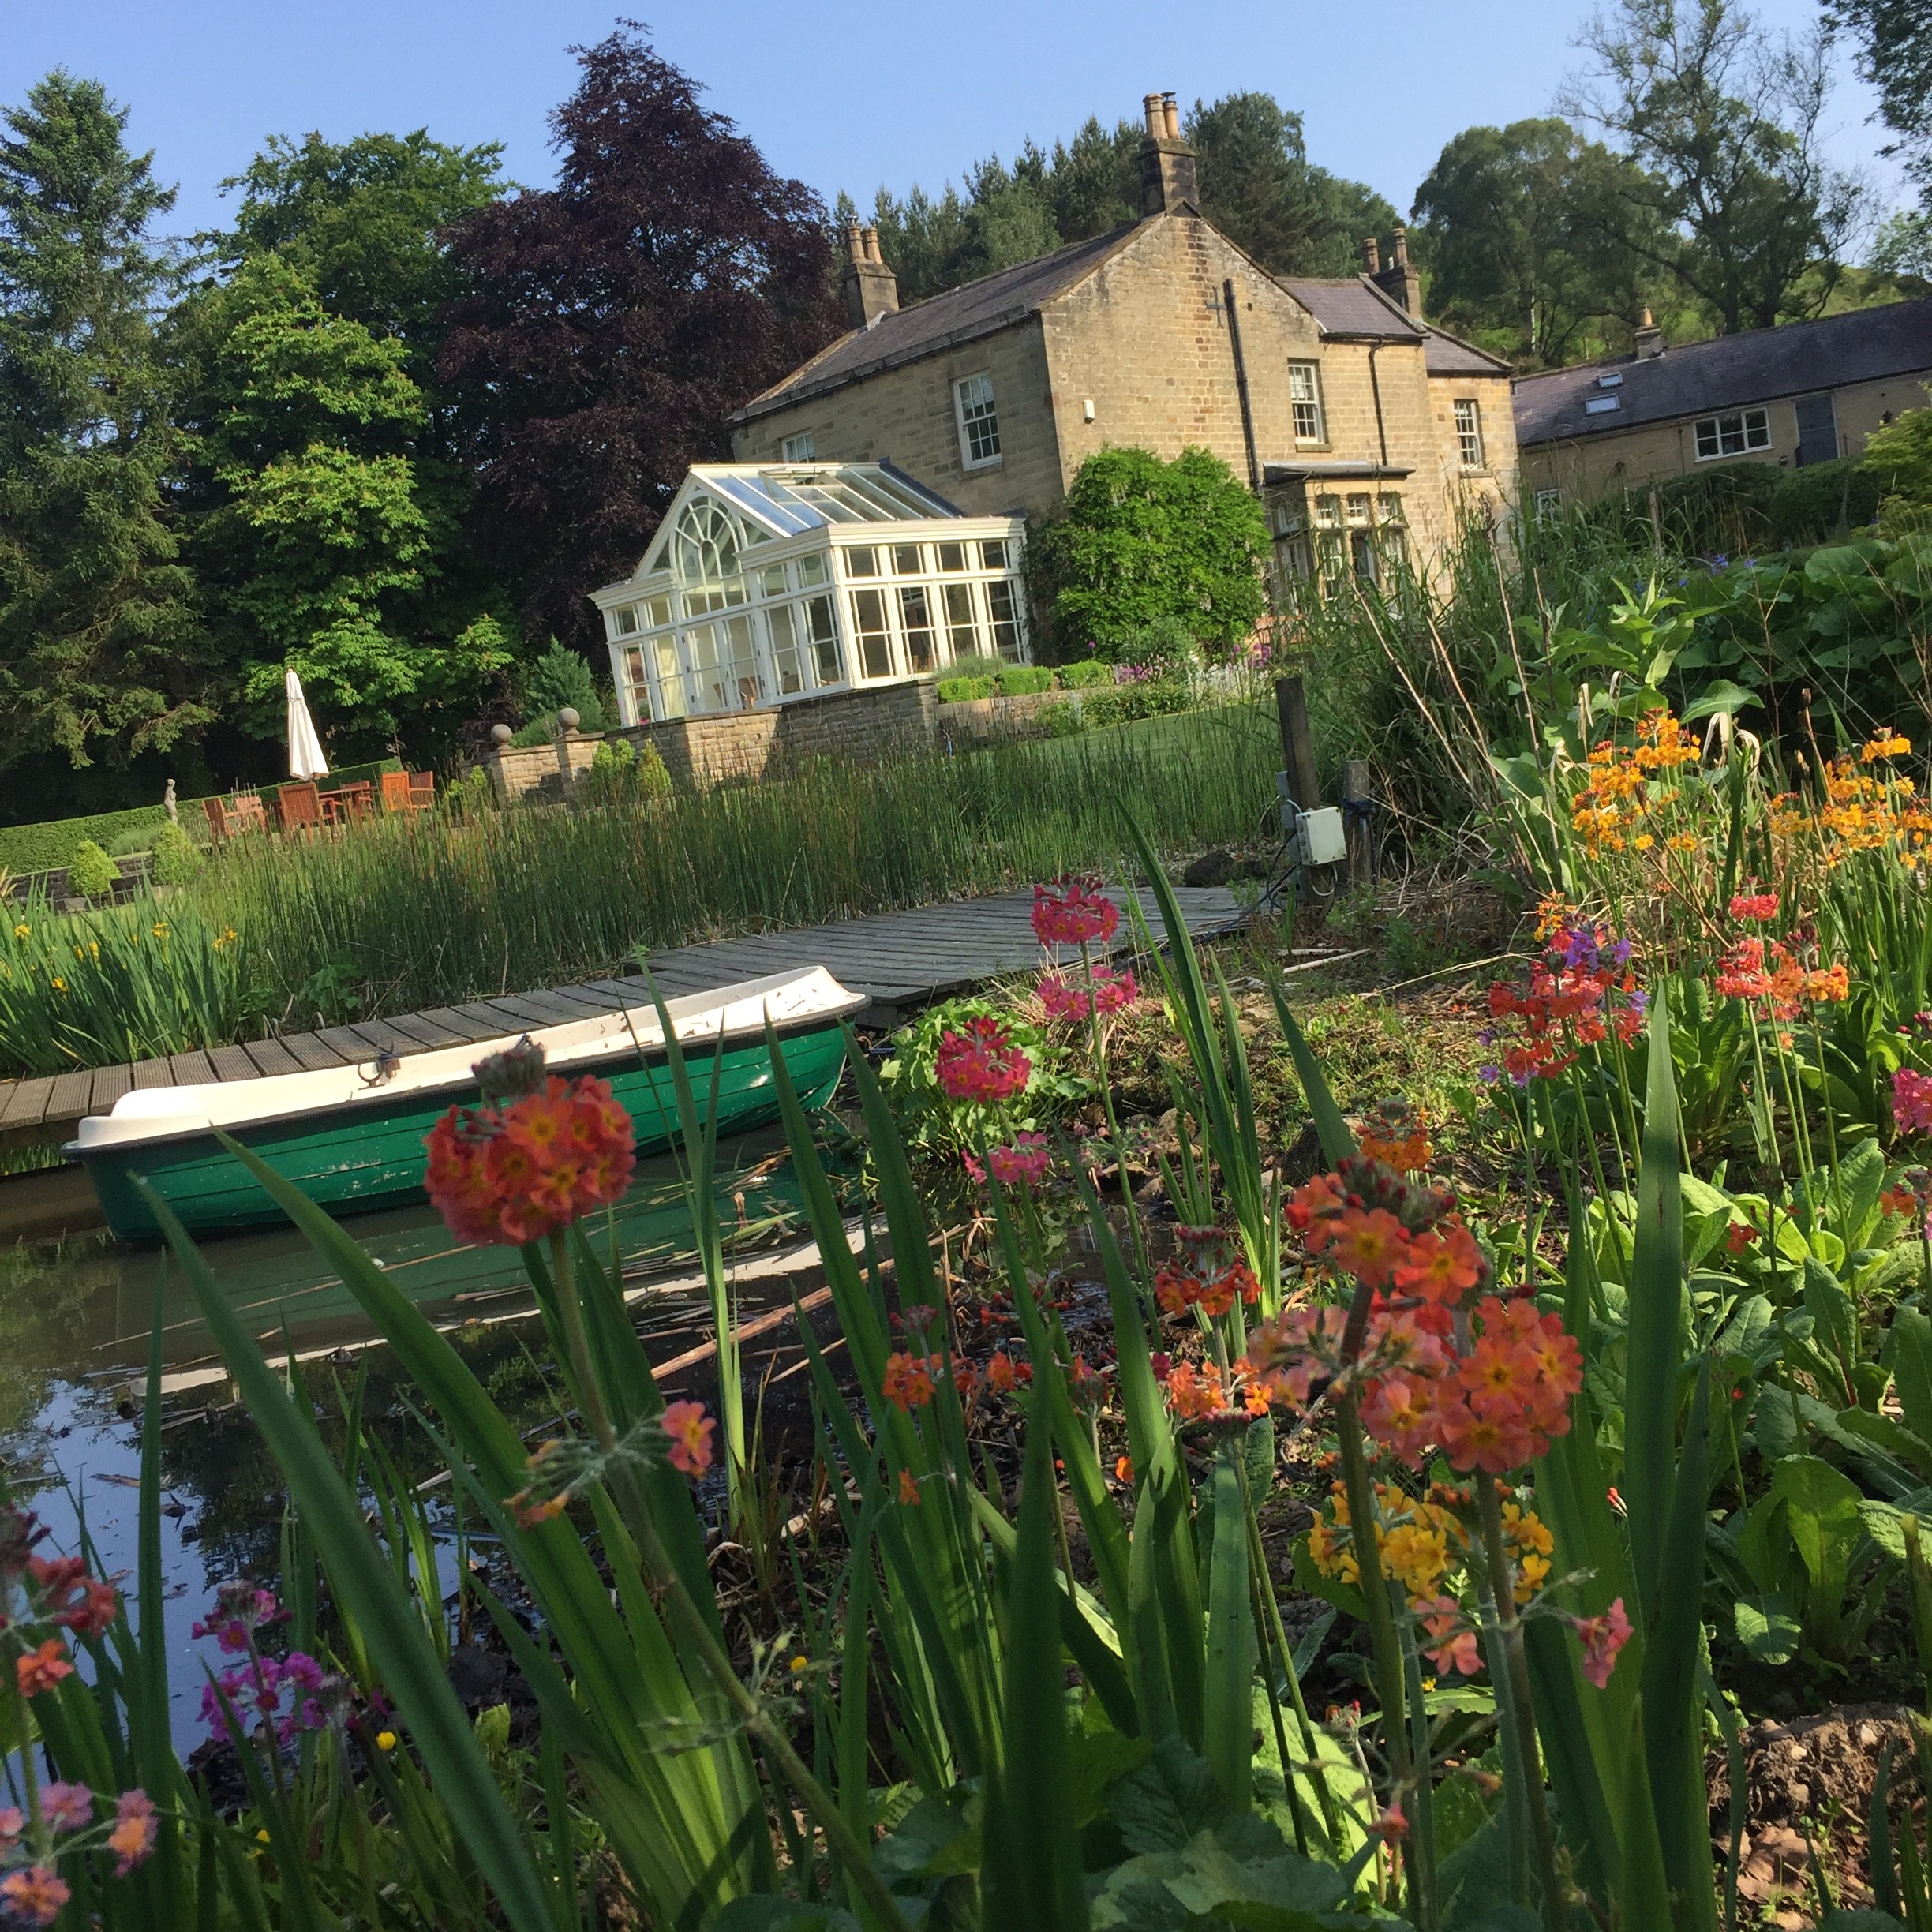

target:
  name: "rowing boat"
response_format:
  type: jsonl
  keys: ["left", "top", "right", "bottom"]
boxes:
{"left": 68, "top": 968, "right": 864, "bottom": 1244}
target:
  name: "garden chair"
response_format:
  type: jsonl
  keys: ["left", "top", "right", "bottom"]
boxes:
{"left": 380, "top": 770, "right": 413, "bottom": 814}
{"left": 407, "top": 771, "right": 435, "bottom": 811}
{"left": 275, "top": 782, "right": 322, "bottom": 833}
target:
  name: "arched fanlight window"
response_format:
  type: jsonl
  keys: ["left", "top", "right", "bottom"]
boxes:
{"left": 673, "top": 497, "right": 742, "bottom": 588}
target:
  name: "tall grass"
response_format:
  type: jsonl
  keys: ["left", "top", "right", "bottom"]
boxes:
{"left": 188, "top": 705, "right": 1279, "bottom": 1023}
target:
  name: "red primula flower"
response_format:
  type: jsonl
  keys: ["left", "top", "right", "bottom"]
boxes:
{"left": 881, "top": 1352, "right": 938, "bottom": 1411}
{"left": 934, "top": 1017, "right": 1032, "bottom": 1105}
{"left": 426, "top": 1073, "right": 635, "bottom": 1247}
{"left": 661, "top": 1401, "right": 716, "bottom": 1476}
{"left": 1032, "top": 876, "right": 1121, "bottom": 946}
{"left": 1728, "top": 892, "right": 1779, "bottom": 923}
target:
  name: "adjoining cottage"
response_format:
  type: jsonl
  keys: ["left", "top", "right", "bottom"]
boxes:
{"left": 1512, "top": 298, "right": 1932, "bottom": 513}
{"left": 589, "top": 462, "right": 1028, "bottom": 728}
{"left": 729, "top": 91, "right": 1518, "bottom": 607}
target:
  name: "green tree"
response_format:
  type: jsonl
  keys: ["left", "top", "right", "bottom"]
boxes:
{"left": 851, "top": 91, "right": 1397, "bottom": 302}
{"left": 1564, "top": 0, "right": 1871, "bottom": 332}
{"left": 215, "top": 129, "right": 504, "bottom": 367}
{"left": 1025, "top": 446, "right": 1268, "bottom": 662}
{"left": 174, "top": 253, "right": 509, "bottom": 752}
{"left": 1187, "top": 92, "right": 1398, "bottom": 279}
{"left": 1411, "top": 118, "right": 1666, "bottom": 366}
{"left": 0, "top": 72, "right": 201, "bottom": 775}
{"left": 1862, "top": 405, "right": 1932, "bottom": 529}
{"left": 1823, "top": 0, "right": 1932, "bottom": 203}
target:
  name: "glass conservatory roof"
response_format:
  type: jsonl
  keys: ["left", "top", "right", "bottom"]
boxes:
{"left": 636, "top": 463, "right": 965, "bottom": 575}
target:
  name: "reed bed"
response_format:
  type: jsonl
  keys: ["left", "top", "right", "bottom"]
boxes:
{"left": 189, "top": 704, "right": 1279, "bottom": 1023}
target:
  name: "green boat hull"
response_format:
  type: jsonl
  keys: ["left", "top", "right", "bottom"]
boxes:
{"left": 81, "top": 1023, "right": 848, "bottom": 1245}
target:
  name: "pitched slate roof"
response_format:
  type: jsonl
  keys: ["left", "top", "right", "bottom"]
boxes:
{"left": 1513, "top": 298, "right": 1932, "bottom": 447}
{"left": 1281, "top": 276, "right": 1424, "bottom": 341}
{"left": 1424, "top": 328, "right": 1511, "bottom": 376}
{"left": 733, "top": 225, "right": 1143, "bottom": 423}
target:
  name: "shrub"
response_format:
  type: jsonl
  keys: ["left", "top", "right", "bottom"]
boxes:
{"left": 1113, "top": 614, "right": 1197, "bottom": 672}
{"left": 1055, "top": 658, "right": 1114, "bottom": 690}
{"left": 107, "top": 822, "right": 165, "bottom": 857}
{"left": 1080, "top": 677, "right": 1194, "bottom": 728}
{"left": 937, "top": 675, "right": 997, "bottom": 703}
{"left": 66, "top": 840, "right": 119, "bottom": 898}
{"left": 584, "top": 736, "right": 672, "bottom": 805}
{"left": 1864, "top": 405, "right": 1932, "bottom": 533}
{"left": 939, "top": 651, "right": 1006, "bottom": 681}
{"left": 149, "top": 821, "right": 206, "bottom": 886}
{"left": 994, "top": 665, "right": 1053, "bottom": 696}
{"left": 1025, "top": 445, "right": 1268, "bottom": 661}
{"left": 522, "top": 641, "right": 606, "bottom": 734}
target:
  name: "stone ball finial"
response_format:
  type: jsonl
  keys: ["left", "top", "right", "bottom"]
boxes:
{"left": 490, "top": 723, "right": 513, "bottom": 747}
{"left": 558, "top": 707, "right": 580, "bottom": 733}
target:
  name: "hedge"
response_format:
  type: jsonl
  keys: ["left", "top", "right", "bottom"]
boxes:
{"left": 0, "top": 758, "right": 402, "bottom": 878}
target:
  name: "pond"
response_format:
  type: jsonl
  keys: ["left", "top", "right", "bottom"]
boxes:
{"left": 0, "top": 1128, "right": 814, "bottom": 1750}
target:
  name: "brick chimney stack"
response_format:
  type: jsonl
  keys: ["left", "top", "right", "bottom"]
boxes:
{"left": 1361, "top": 236, "right": 1381, "bottom": 275}
{"left": 1633, "top": 305, "right": 1664, "bottom": 359}
{"left": 840, "top": 222, "right": 899, "bottom": 331}
{"left": 1137, "top": 90, "right": 1200, "bottom": 217}
{"left": 1370, "top": 227, "right": 1422, "bottom": 318}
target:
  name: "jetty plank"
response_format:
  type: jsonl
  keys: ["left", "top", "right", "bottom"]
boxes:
{"left": 0, "top": 885, "right": 1243, "bottom": 1140}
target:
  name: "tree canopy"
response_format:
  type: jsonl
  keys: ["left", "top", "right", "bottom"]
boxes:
{"left": 438, "top": 27, "right": 844, "bottom": 652}
{"left": 851, "top": 91, "right": 1397, "bottom": 305}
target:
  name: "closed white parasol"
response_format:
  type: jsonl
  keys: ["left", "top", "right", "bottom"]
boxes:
{"left": 285, "top": 669, "right": 329, "bottom": 780}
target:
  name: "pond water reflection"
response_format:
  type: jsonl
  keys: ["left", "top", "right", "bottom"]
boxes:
{"left": 0, "top": 1131, "right": 806, "bottom": 1750}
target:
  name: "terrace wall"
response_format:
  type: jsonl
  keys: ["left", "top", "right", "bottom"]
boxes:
{"left": 485, "top": 678, "right": 941, "bottom": 799}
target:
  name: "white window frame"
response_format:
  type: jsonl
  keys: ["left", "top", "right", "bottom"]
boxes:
{"left": 953, "top": 373, "right": 1002, "bottom": 470}
{"left": 780, "top": 432, "right": 816, "bottom": 462}
{"left": 1454, "top": 399, "right": 1485, "bottom": 470}
{"left": 1534, "top": 487, "right": 1563, "bottom": 524}
{"left": 1289, "top": 361, "right": 1325, "bottom": 445}
{"left": 1693, "top": 407, "right": 1772, "bottom": 461}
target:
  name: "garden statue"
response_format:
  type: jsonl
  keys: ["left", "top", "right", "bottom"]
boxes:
{"left": 163, "top": 778, "right": 178, "bottom": 825}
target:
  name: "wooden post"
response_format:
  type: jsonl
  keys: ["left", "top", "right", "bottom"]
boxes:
{"left": 1341, "top": 758, "right": 1374, "bottom": 886}
{"left": 1275, "top": 675, "right": 1320, "bottom": 810}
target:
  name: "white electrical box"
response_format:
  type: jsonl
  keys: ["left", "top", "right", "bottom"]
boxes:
{"left": 1297, "top": 807, "right": 1347, "bottom": 867}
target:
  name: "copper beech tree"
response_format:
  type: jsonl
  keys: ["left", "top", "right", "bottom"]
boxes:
{"left": 438, "top": 26, "right": 845, "bottom": 653}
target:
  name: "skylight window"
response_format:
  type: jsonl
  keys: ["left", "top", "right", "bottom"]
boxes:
{"left": 1585, "top": 396, "right": 1621, "bottom": 414}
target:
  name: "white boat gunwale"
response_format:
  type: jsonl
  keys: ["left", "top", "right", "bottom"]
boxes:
{"left": 64, "top": 967, "right": 865, "bottom": 1159}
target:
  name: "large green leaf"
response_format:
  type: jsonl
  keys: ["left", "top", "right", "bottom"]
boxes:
{"left": 144, "top": 1185, "right": 558, "bottom": 1932}
{"left": 982, "top": 1414, "right": 1091, "bottom": 1930}
{"left": 1626, "top": 990, "right": 1686, "bottom": 1617}
{"left": 1640, "top": 1359, "right": 1717, "bottom": 1932}
{"left": 1202, "top": 1450, "right": 1253, "bottom": 1812}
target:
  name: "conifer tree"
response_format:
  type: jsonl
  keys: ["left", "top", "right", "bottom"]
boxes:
{"left": 0, "top": 72, "right": 200, "bottom": 773}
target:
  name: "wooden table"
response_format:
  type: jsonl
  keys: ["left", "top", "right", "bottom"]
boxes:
{"left": 318, "top": 781, "right": 374, "bottom": 826}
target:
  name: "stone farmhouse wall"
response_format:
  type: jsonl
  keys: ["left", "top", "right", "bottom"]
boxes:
{"left": 730, "top": 214, "right": 1518, "bottom": 571}
{"left": 1518, "top": 368, "right": 1932, "bottom": 503}
{"left": 731, "top": 321, "right": 1063, "bottom": 519}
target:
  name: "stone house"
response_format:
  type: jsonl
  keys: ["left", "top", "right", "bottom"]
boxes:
{"left": 729, "top": 92, "right": 1517, "bottom": 607}
{"left": 1513, "top": 298, "right": 1932, "bottom": 512}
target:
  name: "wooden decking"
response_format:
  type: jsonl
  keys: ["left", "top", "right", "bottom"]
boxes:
{"left": 0, "top": 886, "right": 1242, "bottom": 1149}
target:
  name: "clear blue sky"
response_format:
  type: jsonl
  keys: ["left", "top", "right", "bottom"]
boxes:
{"left": 1, "top": 0, "right": 1908, "bottom": 246}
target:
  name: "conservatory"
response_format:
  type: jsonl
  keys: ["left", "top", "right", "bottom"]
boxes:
{"left": 589, "top": 463, "right": 1031, "bottom": 726}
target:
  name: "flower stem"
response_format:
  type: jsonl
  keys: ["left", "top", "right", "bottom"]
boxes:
{"left": 1475, "top": 1476, "right": 1565, "bottom": 1932}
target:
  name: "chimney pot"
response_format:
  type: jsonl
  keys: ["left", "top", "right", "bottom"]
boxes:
{"left": 1633, "top": 305, "right": 1664, "bottom": 358}
{"left": 839, "top": 223, "right": 898, "bottom": 329}
{"left": 1390, "top": 226, "right": 1410, "bottom": 268}
{"left": 1361, "top": 236, "right": 1381, "bottom": 275}
{"left": 1136, "top": 89, "right": 1199, "bottom": 217}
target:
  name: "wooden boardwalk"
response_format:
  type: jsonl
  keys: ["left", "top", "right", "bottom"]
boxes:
{"left": 0, "top": 886, "right": 1241, "bottom": 1149}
